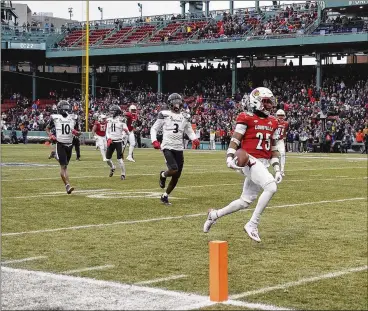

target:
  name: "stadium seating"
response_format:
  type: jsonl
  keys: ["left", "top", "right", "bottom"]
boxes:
{"left": 100, "top": 27, "right": 133, "bottom": 45}
{"left": 120, "top": 24, "right": 157, "bottom": 44}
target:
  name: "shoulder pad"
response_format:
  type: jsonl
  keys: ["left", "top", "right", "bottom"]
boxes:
{"left": 51, "top": 114, "right": 60, "bottom": 119}
{"left": 245, "top": 112, "right": 254, "bottom": 116}
{"left": 158, "top": 110, "right": 170, "bottom": 118}
{"left": 236, "top": 112, "right": 251, "bottom": 124}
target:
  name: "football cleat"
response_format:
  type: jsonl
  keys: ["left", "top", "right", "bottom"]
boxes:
{"left": 126, "top": 156, "right": 135, "bottom": 162}
{"left": 48, "top": 151, "right": 56, "bottom": 160}
{"left": 76, "top": 157, "right": 81, "bottom": 161}
{"left": 281, "top": 171, "right": 285, "bottom": 177}
{"left": 109, "top": 168, "right": 115, "bottom": 177}
{"left": 203, "top": 209, "right": 217, "bottom": 233}
{"left": 244, "top": 222, "right": 261, "bottom": 243}
{"left": 66, "top": 184, "right": 74, "bottom": 195}
{"left": 121, "top": 175, "right": 126, "bottom": 180}
{"left": 159, "top": 171, "right": 166, "bottom": 189}
{"left": 160, "top": 194, "right": 171, "bottom": 205}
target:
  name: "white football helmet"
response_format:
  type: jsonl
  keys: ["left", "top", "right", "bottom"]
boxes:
{"left": 129, "top": 105, "right": 137, "bottom": 114}
{"left": 248, "top": 87, "right": 275, "bottom": 116}
{"left": 98, "top": 114, "right": 107, "bottom": 122}
{"left": 276, "top": 109, "right": 285, "bottom": 117}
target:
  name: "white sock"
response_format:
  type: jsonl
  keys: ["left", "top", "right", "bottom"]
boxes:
{"left": 215, "top": 199, "right": 249, "bottom": 219}
{"left": 280, "top": 153, "right": 286, "bottom": 172}
{"left": 100, "top": 148, "right": 107, "bottom": 161}
{"left": 249, "top": 188, "right": 276, "bottom": 226}
{"left": 163, "top": 192, "right": 168, "bottom": 197}
{"left": 106, "top": 159, "right": 114, "bottom": 169}
{"left": 118, "top": 158, "right": 126, "bottom": 176}
{"left": 128, "top": 145, "right": 134, "bottom": 157}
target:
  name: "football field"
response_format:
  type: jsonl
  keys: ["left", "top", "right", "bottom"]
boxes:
{"left": 1, "top": 144, "right": 367, "bottom": 310}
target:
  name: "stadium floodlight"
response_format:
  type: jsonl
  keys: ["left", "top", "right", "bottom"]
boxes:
{"left": 138, "top": 3, "right": 143, "bottom": 19}
{"left": 68, "top": 7, "right": 73, "bottom": 20}
{"left": 98, "top": 6, "right": 103, "bottom": 20}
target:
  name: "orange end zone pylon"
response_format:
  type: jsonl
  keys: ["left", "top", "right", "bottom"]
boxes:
{"left": 209, "top": 241, "right": 228, "bottom": 302}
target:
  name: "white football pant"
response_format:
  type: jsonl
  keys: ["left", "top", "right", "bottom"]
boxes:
{"left": 128, "top": 131, "right": 136, "bottom": 158}
{"left": 210, "top": 139, "right": 216, "bottom": 150}
{"left": 215, "top": 155, "right": 277, "bottom": 227}
{"left": 95, "top": 136, "right": 107, "bottom": 161}
{"left": 276, "top": 139, "right": 286, "bottom": 173}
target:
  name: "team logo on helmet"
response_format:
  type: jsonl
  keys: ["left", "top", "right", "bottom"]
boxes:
{"left": 252, "top": 89, "right": 260, "bottom": 97}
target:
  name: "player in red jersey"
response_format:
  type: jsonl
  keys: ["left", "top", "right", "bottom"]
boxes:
{"left": 203, "top": 87, "right": 282, "bottom": 243}
{"left": 92, "top": 114, "right": 108, "bottom": 162}
{"left": 275, "top": 109, "right": 288, "bottom": 176}
{"left": 124, "top": 105, "right": 138, "bottom": 162}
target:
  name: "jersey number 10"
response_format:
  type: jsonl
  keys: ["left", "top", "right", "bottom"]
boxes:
{"left": 61, "top": 124, "right": 71, "bottom": 135}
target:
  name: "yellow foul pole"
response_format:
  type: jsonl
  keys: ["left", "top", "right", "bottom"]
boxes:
{"left": 85, "top": 0, "right": 90, "bottom": 131}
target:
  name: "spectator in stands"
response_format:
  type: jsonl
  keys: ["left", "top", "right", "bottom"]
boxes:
{"left": 355, "top": 129, "right": 364, "bottom": 143}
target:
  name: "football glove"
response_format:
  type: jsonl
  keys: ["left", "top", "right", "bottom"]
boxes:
{"left": 107, "top": 138, "right": 112, "bottom": 147}
{"left": 49, "top": 134, "right": 56, "bottom": 141}
{"left": 274, "top": 171, "right": 283, "bottom": 184}
{"left": 152, "top": 140, "right": 161, "bottom": 149}
{"left": 226, "top": 156, "right": 242, "bottom": 170}
{"left": 72, "top": 129, "right": 80, "bottom": 136}
{"left": 192, "top": 139, "right": 200, "bottom": 148}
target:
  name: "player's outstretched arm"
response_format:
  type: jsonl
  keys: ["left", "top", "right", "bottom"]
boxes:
{"left": 92, "top": 123, "right": 97, "bottom": 137}
{"left": 184, "top": 122, "right": 199, "bottom": 147}
{"left": 150, "top": 113, "right": 164, "bottom": 149}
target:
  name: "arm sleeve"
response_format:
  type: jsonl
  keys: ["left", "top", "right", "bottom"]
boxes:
{"left": 184, "top": 121, "right": 197, "bottom": 141}
{"left": 106, "top": 121, "right": 111, "bottom": 139}
{"left": 46, "top": 118, "right": 55, "bottom": 129}
{"left": 150, "top": 112, "right": 164, "bottom": 143}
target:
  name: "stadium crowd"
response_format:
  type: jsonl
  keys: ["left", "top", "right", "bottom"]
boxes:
{"left": 1, "top": 65, "right": 367, "bottom": 152}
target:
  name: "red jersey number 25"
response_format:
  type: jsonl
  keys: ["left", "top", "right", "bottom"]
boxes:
{"left": 256, "top": 132, "right": 271, "bottom": 150}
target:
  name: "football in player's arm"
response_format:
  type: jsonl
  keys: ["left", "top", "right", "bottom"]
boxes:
{"left": 46, "top": 100, "right": 80, "bottom": 194}
{"left": 150, "top": 93, "right": 200, "bottom": 205}
{"left": 204, "top": 87, "right": 281, "bottom": 243}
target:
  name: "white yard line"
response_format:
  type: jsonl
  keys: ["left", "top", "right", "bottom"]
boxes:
{"left": 62, "top": 265, "right": 115, "bottom": 275}
{"left": 230, "top": 265, "right": 368, "bottom": 300}
{"left": 1, "top": 266, "right": 211, "bottom": 310}
{"left": 3, "top": 176, "right": 367, "bottom": 200}
{"left": 135, "top": 274, "right": 187, "bottom": 285}
{"left": 2, "top": 197, "right": 365, "bottom": 237}
{"left": 1, "top": 256, "right": 47, "bottom": 265}
{"left": 1, "top": 266, "right": 291, "bottom": 311}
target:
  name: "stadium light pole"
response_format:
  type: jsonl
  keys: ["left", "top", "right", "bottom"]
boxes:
{"left": 138, "top": 3, "right": 143, "bottom": 20}
{"left": 68, "top": 7, "right": 73, "bottom": 20}
{"left": 98, "top": 6, "right": 103, "bottom": 20}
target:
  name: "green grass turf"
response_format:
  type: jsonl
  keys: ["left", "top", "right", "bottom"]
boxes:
{"left": 1, "top": 144, "right": 367, "bottom": 310}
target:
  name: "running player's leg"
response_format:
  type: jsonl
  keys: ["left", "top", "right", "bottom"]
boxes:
{"left": 203, "top": 175, "right": 256, "bottom": 233}
{"left": 244, "top": 157, "right": 277, "bottom": 242}
{"left": 57, "top": 143, "right": 74, "bottom": 194}
{"left": 160, "top": 150, "right": 180, "bottom": 205}
{"left": 277, "top": 140, "right": 286, "bottom": 176}
{"left": 116, "top": 142, "right": 126, "bottom": 179}
{"left": 97, "top": 136, "right": 107, "bottom": 161}
{"left": 165, "top": 150, "right": 183, "bottom": 195}
{"left": 106, "top": 142, "right": 116, "bottom": 177}
{"left": 127, "top": 132, "right": 136, "bottom": 162}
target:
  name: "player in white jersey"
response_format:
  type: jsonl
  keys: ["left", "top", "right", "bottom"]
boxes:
{"left": 105, "top": 105, "right": 129, "bottom": 180}
{"left": 150, "top": 93, "right": 200, "bottom": 205}
{"left": 46, "top": 100, "right": 80, "bottom": 194}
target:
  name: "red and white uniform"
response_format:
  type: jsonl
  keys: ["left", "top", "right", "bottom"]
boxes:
{"left": 235, "top": 112, "right": 278, "bottom": 203}
{"left": 236, "top": 112, "right": 278, "bottom": 160}
{"left": 125, "top": 112, "right": 137, "bottom": 132}
{"left": 276, "top": 120, "right": 288, "bottom": 154}
{"left": 95, "top": 121, "right": 107, "bottom": 137}
{"left": 93, "top": 120, "right": 108, "bottom": 161}
{"left": 123, "top": 112, "right": 137, "bottom": 149}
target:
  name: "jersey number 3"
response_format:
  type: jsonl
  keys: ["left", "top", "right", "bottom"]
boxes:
{"left": 256, "top": 132, "right": 271, "bottom": 150}
{"left": 173, "top": 123, "right": 179, "bottom": 133}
